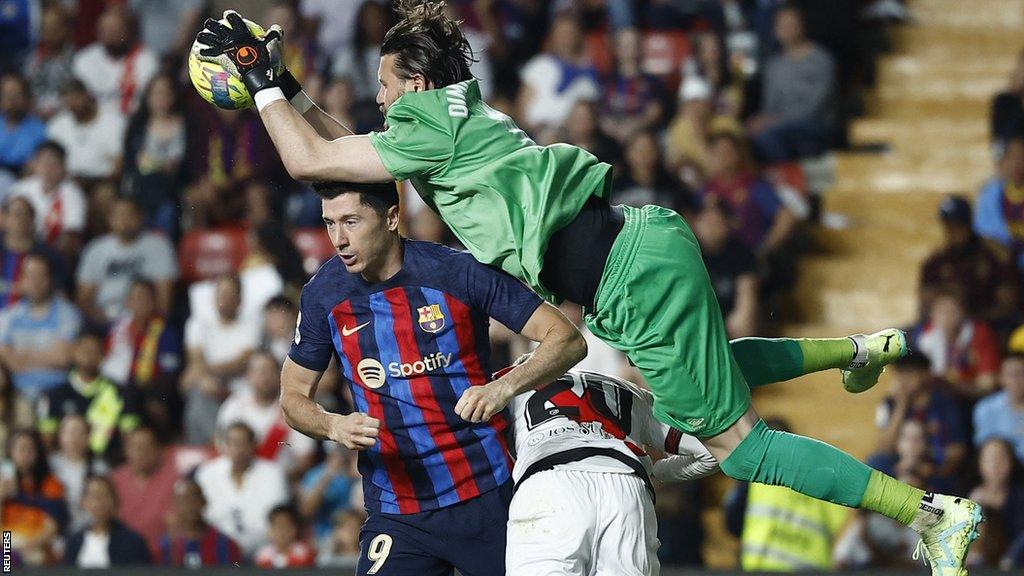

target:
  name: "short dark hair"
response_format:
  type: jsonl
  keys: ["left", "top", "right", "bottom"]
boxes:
{"left": 1001, "top": 352, "right": 1024, "bottom": 367}
{"left": 264, "top": 295, "right": 296, "bottom": 312}
{"left": 268, "top": 503, "right": 303, "bottom": 526}
{"left": 381, "top": 0, "right": 475, "bottom": 89}
{"left": 35, "top": 140, "right": 67, "bottom": 163}
{"left": 1, "top": 73, "right": 31, "bottom": 97}
{"left": 312, "top": 181, "right": 400, "bottom": 216}
{"left": 225, "top": 421, "right": 257, "bottom": 443}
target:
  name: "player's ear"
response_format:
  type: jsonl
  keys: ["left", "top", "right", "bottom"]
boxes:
{"left": 410, "top": 73, "right": 431, "bottom": 92}
{"left": 385, "top": 205, "right": 401, "bottom": 232}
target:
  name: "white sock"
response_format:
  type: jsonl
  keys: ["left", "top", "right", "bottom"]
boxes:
{"left": 847, "top": 335, "right": 869, "bottom": 369}
{"left": 909, "top": 492, "right": 946, "bottom": 532}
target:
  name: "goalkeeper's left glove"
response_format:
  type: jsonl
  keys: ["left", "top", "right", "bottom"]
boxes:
{"left": 196, "top": 11, "right": 281, "bottom": 98}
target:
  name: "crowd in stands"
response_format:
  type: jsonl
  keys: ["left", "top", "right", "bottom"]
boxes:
{"left": 0, "top": 0, "right": 950, "bottom": 570}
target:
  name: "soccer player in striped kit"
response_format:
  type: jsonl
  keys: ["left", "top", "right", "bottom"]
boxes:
{"left": 279, "top": 181, "right": 586, "bottom": 576}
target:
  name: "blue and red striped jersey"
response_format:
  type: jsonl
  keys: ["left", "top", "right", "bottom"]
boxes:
{"left": 157, "top": 527, "right": 241, "bottom": 567}
{"left": 289, "top": 240, "right": 543, "bottom": 514}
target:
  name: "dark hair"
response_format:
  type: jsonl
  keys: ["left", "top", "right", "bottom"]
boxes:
{"left": 3, "top": 195, "right": 36, "bottom": 220}
{"left": 85, "top": 474, "right": 119, "bottom": 507}
{"left": 129, "top": 277, "right": 157, "bottom": 297}
{"left": 225, "top": 421, "right": 257, "bottom": 443}
{"left": 312, "top": 181, "right": 400, "bottom": 216}
{"left": 8, "top": 429, "right": 51, "bottom": 493}
{"left": 76, "top": 329, "right": 107, "bottom": 345}
{"left": 380, "top": 0, "right": 475, "bottom": 88}
{"left": 268, "top": 503, "right": 303, "bottom": 526}
{"left": 264, "top": 295, "right": 296, "bottom": 312}
{"left": 892, "top": 352, "right": 932, "bottom": 372}
{"left": 978, "top": 437, "right": 1024, "bottom": 485}
{"left": 254, "top": 221, "right": 306, "bottom": 287}
{"left": 35, "top": 140, "right": 67, "bottom": 163}
{"left": 59, "top": 77, "right": 88, "bottom": 95}
{"left": 125, "top": 73, "right": 184, "bottom": 144}
{"left": 127, "top": 424, "right": 161, "bottom": 447}
{"left": 931, "top": 284, "right": 967, "bottom": 307}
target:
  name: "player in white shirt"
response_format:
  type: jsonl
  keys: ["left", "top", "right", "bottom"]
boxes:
{"left": 504, "top": 363, "right": 719, "bottom": 576}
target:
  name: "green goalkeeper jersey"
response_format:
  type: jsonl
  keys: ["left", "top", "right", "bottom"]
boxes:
{"left": 367, "top": 79, "right": 611, "bottom": 301}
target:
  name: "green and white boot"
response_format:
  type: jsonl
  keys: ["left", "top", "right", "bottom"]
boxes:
{"left": 911, "top": 493, "right": 984, "bottom": 576}
{"left": 841, "top": 328, "right": 908, "bottom": 393}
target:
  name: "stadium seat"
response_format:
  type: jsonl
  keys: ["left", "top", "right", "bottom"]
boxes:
{"left": 178, "top": 227, "right": 249, "bottom": 284}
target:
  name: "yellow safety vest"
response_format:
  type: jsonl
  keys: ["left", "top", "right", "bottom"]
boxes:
{"left": 740, "top": 484, "right": 849, "bottom": 571}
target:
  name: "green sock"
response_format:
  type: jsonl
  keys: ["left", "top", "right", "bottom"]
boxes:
{"left": 860, "top": 469, "right": 925, "bottom": 526}
{"left": 718, "top": 419, "right": 871, "bottom": 508}
{"left": 729, "top": 337, "right": 855, "bottom": 388}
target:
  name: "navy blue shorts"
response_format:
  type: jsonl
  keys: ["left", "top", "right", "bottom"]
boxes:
{"left": 357, "top": 481, "right": 512, "bottom": 576}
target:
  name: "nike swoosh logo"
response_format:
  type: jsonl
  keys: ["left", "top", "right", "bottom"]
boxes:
{"left": 341, "top": 322, "right": 370, "bottom": 337}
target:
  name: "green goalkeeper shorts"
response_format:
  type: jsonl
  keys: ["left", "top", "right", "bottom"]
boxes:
{"left": 584, "top": 204, "right": 751, "bottom": 438}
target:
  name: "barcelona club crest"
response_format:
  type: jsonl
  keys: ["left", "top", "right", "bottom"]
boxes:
{"left": 417, "top": 304, "right": 446, "bottom": 333}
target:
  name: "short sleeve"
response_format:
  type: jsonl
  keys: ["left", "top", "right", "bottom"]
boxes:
{"left": 288, "top": 283, "right": 335, "bottom": 372}
{"left": 367, "top": 100, "right": 452, "bottom": 181}
{"left": 76, "top": 241, "right": 103, "bottom": 284}
{"left": 142, "top": 235, "right": 179, "bottom": 280}
{"left": 462, "top": 258, "right": 543, "bottom": 333}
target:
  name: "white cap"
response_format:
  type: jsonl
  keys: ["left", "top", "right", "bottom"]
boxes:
{"left": 678, "top": 77, "right": 711, "bottom": 102}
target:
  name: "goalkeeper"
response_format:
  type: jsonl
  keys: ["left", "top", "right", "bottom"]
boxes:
{"left": 194, "top": 5, "right": 980, "bottom": 575}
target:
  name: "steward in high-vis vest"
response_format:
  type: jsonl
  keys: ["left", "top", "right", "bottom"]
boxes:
{"left": 741, "top": 483, "right": 849, "bottom": 571}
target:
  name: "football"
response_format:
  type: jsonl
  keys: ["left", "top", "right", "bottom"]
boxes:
{"left": 187, "top": 17, "right": 269, "bottom": 110}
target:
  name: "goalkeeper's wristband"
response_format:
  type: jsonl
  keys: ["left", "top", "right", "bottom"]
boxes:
{"left": 254, "top": 87, "right": 286, "bottom": 112}
{"left": 277, "top": 69, "right": 313, "bottom": 114}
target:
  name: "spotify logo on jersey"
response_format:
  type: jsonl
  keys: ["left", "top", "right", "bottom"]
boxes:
{"left": 357, "top": 359, "right": 387, "bottom": 389}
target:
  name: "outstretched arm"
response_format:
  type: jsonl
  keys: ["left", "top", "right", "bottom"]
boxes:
{"left": 258, "top": 97, "right": 392, "bottom": 183}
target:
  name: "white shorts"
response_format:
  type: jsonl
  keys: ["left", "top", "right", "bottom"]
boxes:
{"left": 506, "top": 469, "right": 660, "bottom": 576}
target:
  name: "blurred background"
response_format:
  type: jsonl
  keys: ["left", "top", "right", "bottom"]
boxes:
{"left": 0, "top": 0, "right": 1022, "bottom": 571}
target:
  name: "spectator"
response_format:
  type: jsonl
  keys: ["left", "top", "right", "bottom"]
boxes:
{"left": 0, "top": 73, "right": 46, "bottom": 178}
{"left": 63, "top": 475, "right": 152, "bottom": 567}
{"left": 0, "top": 252, "right": 80, "bottom": 402}
{"left": 195, "top": 422, "right": 289, "bottom": 556}
{"left": 868, "top": 354, "right": 967, "bottom": 491}
{"left": 920, "top": 195, "right": 1018, "bottom": 324}
{"left": 7, "top": 141, "right": 86, "bottom": 260}
{"left": 37, "top": 331, "right": 142, "bottom": 460}
{"left": 242, "top": 221, "right": 305, "bottom": 303}
{"left": 692, "top": 201, "right": 759, "bottom": 338}
{"left": 102, "top": 279, "right": 182, "bottom": 395}
{"left": 121, "top": 73, "right": 188, "bottom": 238}
{"left": 254, "top": 504, "right": 317, "bottom": 568}
{"left": 181, "top": 274, "right": 260, "bottom": 445}
{"left": 157, "top": 477, "right": 243, "bottom": 567}
{"left": 701, "top": 131, "right": 797, "bottom": 252}
{"left": 71, "top": 5, "right": 158, "bottom": 116}
{"left": 975, "top": 136, "right": 1024, "bottom": 269}
{"left": 47, "top": 414, "right": 108, "bottom": 533}
{"left": 973, "top": 354, "right": 1024, "bottom": 461}
{"left": 970, "top": 439, "right": 1024, "bottom": 544}
{"left": 320, "top": 76, "right": 365, "bottom": 135}
{"left": 76, "top": 197, "right": 177, "bottom": 327}
{"left": 22, "top": 6, "right": 75, "bottom": 120}
{"left": 128, "top": 0, "right": 205, "bottom": 61}
{"left": 0, "top": 197, "right": 70, "bottom": 308}
{"left": 991, "top": 48, "right": 1024, "bottom": 150}
{"left": 746, "top": 4, "right": 836, "bottom": 162}
{"left": 516, "top": 11, "right": 600, "bottom": 134}
{"left": 262, "top": 296, "right": 298, "bottom": 365}
{"left": 612, "top": 130, "right": 692, "bottom": 212}
{"left": 300, "top": 0, "right": 365, "bottom": 57}
{"left": 681, "top": 31, "right": 745, "bottom": 119}
{"left": 600, "top": 27, "right": 666, "bottom": 144}
{"left": 183, "top": 106, "right": 285, "bottom": 228}
{"left": 263, "top": 1, "right": 320, "bottom": 84}
{"left": 561, "top": 100, "right": 622, "bottom": 168}
{"left": 329, "top": 1, "right": 393, "bottom": 109}
{"left": 915, "top": 286, "right": 1002, "bottom": 397}
{"left": 316, "top": 508, "right": 366, "bottom": 567}
{"left": 833, "top": 426, "right": 926, "bottom": 569}
{"left": 666, "top": 78, "right": 715, "bottom": 187}
{"left": 45, "top": 78, "right": 126, "bottom": 182}
{"left": 2, "top": 429, "right": 67, "bottom": 566}
{"left": 111, "top": 426, "right": 179, "bottom": 556}
{"left": 0, "top": 364, "right": 32, "bottom": 461}
{"left": 215, "top": 350, "right": 316, "bottom": 475}
{"left": 299, "top": 442, "right": 359, "bottom": 541}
